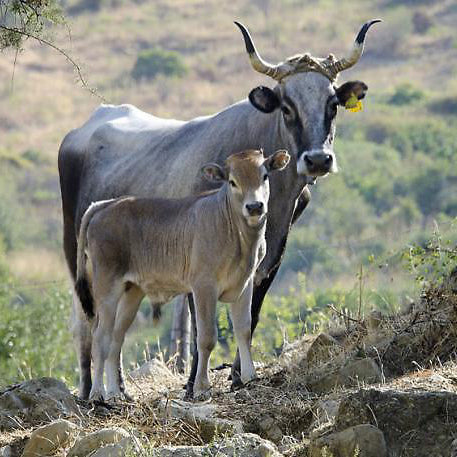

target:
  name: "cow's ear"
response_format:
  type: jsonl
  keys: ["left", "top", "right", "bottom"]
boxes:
{"left": 335, "top": 81, "right": 368, "bottom": 106}
{"left": 201, "top": 163, "right": 227, "bottom": 183}
{"left": 265, "top": 149, "right": 290, "bottom": 172}
{"left": 249, "top": 86, "right": 281, "bottom": 113}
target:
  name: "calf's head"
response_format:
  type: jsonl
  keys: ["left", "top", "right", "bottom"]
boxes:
{"left": 202, "top": 149, "right": 290, "bottom": 227}
{"left": 236, "top": 20, "right": 380, "bottom": 177}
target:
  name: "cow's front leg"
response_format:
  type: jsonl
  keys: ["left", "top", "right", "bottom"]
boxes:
{"left": 70, "top": 291, "right": 93, "bottom": 400}
{"left": 231, "top": 264, "right": 280, "bottom": 387}
{"left": 90, "top": 282, "right": 123, "bottom": 402}
{"left": 105, "top": 284, "right": 144, "bottom": 401}
{"left": 231, "top": 280, "right": 256, "bottom": 385}
{"left": 192, "top": 284, "right": 218, "bottom": 400}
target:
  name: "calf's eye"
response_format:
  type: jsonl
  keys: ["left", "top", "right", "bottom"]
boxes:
{"left": 229, "top": 180, "right": 237, "bottom": 188}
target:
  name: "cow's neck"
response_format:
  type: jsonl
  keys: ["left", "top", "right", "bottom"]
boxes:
{"left": 212, "top": 102, "right": 308, "bottom": 278}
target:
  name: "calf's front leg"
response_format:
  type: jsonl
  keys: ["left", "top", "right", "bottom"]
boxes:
{"left": 192, "top": 284, "right": 218, "bottom": 400}
{"left": 231, "top": 280, "right": 256, "bottom": 385}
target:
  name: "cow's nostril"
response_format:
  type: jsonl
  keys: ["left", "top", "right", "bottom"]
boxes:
{"left": 324, "top": 154, "right": 332, "bottom": 166}
{"left": 304, "top": 155, "right": 313, "bottom": 167}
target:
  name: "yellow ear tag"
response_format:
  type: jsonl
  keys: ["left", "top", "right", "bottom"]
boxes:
{"left": 345, "top": 92, "right": 363, "bottom": 112}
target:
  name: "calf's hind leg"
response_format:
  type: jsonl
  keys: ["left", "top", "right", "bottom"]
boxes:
{"left": 89, "top": 280, "right": 124, "bottom": 402}
{"left": 105, "top": 284, "right": 145, "bottom": 401}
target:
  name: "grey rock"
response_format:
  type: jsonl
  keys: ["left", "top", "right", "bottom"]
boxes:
{"left": 0, "top": 446, "right": 12, "bottom": 457}
{"left": 0, "top": 378, "right": 80, "bottom": 431}
{"left": 67, "top": 428, "right": 131, "bottom": 457}
{"left": 159, "top": 399, "right": 243, "bottom": 442}
{"left": 307, "top": 333, "right": 342, "bottom": 365}
{"left": 151, "top": 433, "right": 282, "bottom": 456}
{"left": 336, "top": 388, "right": 457, "bottom": 457}
{"left": 310, "top": 424, "right": 387, "bottom": 457}
{"left": 22, "top": 419, "right": 78, "bottom": 457}
{"left": 307, "top": 358, "right": 382, "bottom": 394}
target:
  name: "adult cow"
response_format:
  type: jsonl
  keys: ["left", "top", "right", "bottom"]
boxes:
{"left": 58, "top": 20, "right": 380, "bottom": 399}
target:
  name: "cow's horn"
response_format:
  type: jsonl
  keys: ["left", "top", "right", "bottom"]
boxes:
{"left": 234, "top": 21, "right": 290, "bottom": 81}
{"left": 331, "top": 19, "right": 382, "bottom": 73}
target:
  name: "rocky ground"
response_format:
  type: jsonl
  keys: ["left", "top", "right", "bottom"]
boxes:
{"left": 1, "top": 281, "right": 457, "bottom": 457}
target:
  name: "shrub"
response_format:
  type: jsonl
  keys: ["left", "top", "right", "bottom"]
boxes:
{"left": 412, "top": 11, "right": 433, "bottom": 35}
{"left": 428, "top": 97, "right": 457, "bottom": 116}
{"left": 389, "top": 83, "right": 425, "bottom": 106}
{"left": 132, "top": 48, "right": 187, "bottom": 81}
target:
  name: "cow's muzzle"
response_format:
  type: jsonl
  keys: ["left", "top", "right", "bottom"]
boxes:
{"left": 245, "top": 201, "right": 264, "bottom": 216}
{"left": 297, "top": 150, "right": 337, "bottom": 177}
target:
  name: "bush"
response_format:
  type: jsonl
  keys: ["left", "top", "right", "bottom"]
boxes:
{"left": 428, "top": 97, "right": 457, "bottom": 116}
{"left": 0, "top": 279, "right": 76, "bottom": 387}
{"left": 389, "top": 83, "right": 425, "bottom": 106}
{"left": 132, "top": 48, "right": 187, "bottom": 81}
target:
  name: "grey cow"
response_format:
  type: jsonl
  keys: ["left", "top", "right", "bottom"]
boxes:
{"left": 75, "top": 149, "right": 290, "bottom": 401}
{"left": 58, "top": 20, "right": 380, "bottom": 399}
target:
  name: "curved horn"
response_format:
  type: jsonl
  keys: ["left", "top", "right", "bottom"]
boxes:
{"left": 332, "top": 19, "right": 382, "bottom": 73}
{"left": 234, "top": 21, "right": 290, "bottom": 81}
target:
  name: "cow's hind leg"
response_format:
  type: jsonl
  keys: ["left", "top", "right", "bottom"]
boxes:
{"left": 185, "top": 293, "right": 198, "bottom": 400}
{"left": 192, "top": 285, "right": 218, "bottom": 400}
{"left": 105, "top": 284, "right": 144, "bottom": 401}
{"left": 71, "top": 291, "right": 93, "bottom": 400}
{"left": 90, "top": 281, "right": 124, "bottom": 402}
{"left": 230, "top": 281, "right": 256, "bottom": 385}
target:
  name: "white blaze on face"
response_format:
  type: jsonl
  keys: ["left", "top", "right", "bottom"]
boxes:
{"left": 297, "top": 148, "right": 338, "bottom": 177}
{"left": 241, "top": 181, "right": 270, "bottom": 226}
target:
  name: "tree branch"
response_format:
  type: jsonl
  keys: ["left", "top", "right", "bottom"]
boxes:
{"left": 0, "top": 24, "right": 106, "bottom": 101}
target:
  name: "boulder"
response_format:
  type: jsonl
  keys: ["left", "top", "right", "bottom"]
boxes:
{"left": 151, "top": 433, "right": 282, "bottom": 456}
{"left": 257, "top": 415, "right": 283, "bottom": 443}
{"left": 22, "top": 419, "right": 78, "bottom": 457}
{"left": 67, "top": 428, "right": 131, "bottom": 457}
{"left": 0, "top": 446, "right": 12, "bottom": 457}
{"left": 0, "top": 378, "right": 80, "bottom": 431}
{"left": 91, "top": 444, "right": 125, "bottom": 457}
{"left": 307, "top": 358, "right": 382, "bottom": 394}
{"left": 129, "top": 359, "right": 176, "bottom": 381}
{"left": 159, "top": 398, "right": 243, "bottom": 442}
{"left": 307, "top": 333, "right": 342, "bottom": 365}
{"left": 338, "top": 358, "right": 382, "bottom": 386}
{"left": 310, "top": 424, "right": 387, "bottom": 457}
{"left": 335, "top": 388, "right": 457, "bottom": 456}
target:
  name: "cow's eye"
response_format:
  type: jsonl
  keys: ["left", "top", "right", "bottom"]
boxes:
{"left": 263, "top": 174, "right": 268, "bottom": 181}
{"left": 329, "top": 102, "right": 338, "bottom": 118}
{"left": 229, "top": 179, "right": 237, "bottom": 188}
{"left": 281, "top": 105, "right": 292, "bottom": 117}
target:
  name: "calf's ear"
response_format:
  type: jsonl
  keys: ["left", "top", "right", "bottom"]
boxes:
{"left": 265, "top": 149, "right": 290, "bottom": 172}
{"left": 201, "top": 163, "right": 227, "bottom": 183}
{"left": 335, "top": 80, "right": 368, "bottom": 106}
{"left": 249, "top": 86, "right": 281, "bottom": 113}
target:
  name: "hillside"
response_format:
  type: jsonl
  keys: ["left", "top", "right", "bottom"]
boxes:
{"left": 0, "top": 0, "right": 456, "bottom": 386}
{"left": 1, "top": 280, "right": 457, "bottom": 456}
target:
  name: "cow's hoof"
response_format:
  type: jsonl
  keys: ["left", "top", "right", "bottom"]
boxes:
{"left": 89, "top": 391, "right": 105, "bottom": 403}
{"left": 193, "top": 388, "right": 212, "bottom": 402}
{"left": 230, "top": 377, "right": 244, "bottom": 392}
{"left": 105, "top": 391, "right": 134, "bottom": 403}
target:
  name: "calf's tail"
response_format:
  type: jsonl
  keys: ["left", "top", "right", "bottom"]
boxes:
{"left": 75, "top": 199, "right": 117, "bottom": 319}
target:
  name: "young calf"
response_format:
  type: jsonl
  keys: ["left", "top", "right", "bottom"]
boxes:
{"left": 74, "top": 149, "right": 290, "bottom": 401}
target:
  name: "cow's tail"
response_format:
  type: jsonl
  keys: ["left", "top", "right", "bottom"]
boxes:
{"left": 75, "top": 199, "right": 117, "bottom": 319}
